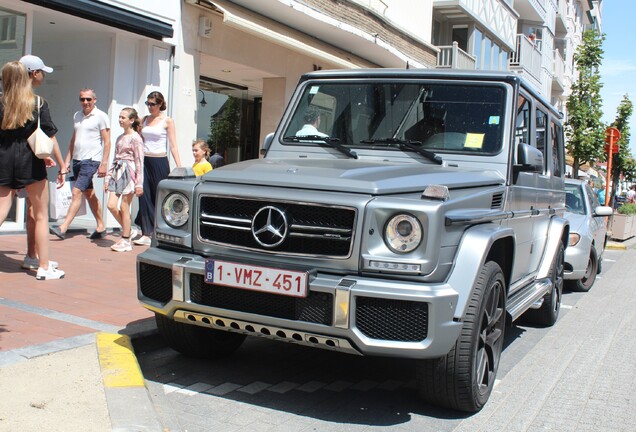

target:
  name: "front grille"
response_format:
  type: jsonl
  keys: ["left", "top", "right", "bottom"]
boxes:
{"left": 139, "top": 262, "right": 173, "bottom": 304}
{"left": 198, "top": 196, "right": 356, "bottom": 258}
{"left": 355, "top": 296, "right": 428, "bottom": 342}
{"left": 189, "top": 274, "right": 333, "bottom": 325}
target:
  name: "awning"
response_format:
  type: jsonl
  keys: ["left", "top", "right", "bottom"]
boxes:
{"left": 193, "top": 0, "right": 362, "bottom": 69}
{"left": 23, "top": 0, "right": 174, "bottom": 40}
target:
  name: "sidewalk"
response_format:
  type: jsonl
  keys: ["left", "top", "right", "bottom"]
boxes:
{"left": 0, "top": 230, "right": 161, "bottom": 431}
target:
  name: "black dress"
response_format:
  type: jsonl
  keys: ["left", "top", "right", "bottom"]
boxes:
{"left": 0, "top": 97, "right": 58, "bottom": 189}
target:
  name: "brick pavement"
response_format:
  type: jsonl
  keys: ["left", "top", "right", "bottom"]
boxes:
{"left": 0, "top": 231, "right": 152, "bottom": 354}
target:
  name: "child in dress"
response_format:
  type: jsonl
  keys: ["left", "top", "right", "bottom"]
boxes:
{"left": 105, "top": 108, "right": 144, "bottom": 252}
{"left": 192, "top": 139, "right": 212, "bottom": 176}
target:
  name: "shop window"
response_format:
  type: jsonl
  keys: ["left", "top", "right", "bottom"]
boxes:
{"left": 197, "top": 76, "right": 261, "bottom": 164}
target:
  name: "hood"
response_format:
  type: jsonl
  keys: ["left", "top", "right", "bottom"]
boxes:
{"left": 201, "top": 158, "right": 504, "bottom": 195}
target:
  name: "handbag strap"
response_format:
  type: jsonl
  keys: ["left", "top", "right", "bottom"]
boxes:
{"left": 35, "top": 96, "right": 41, "bottom": 129}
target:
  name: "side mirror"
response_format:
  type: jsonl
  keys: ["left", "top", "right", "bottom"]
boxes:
{"left": 594, "top": 206, "right": 613, "bottom": 217}
{"left": 515, "top": 143, "right": 543, "bottom": 173}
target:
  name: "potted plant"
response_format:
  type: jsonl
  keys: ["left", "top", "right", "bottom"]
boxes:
{"left": 611, "top": 203, "right": 636, "bottom": 240}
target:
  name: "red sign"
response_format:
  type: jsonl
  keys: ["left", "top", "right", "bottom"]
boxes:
{"left": 605, "top": 127, "right": 621, "bottom": 154}
{"left": 604, "top": 143, "right": 619, "bottom": 154}
{"left": 606, "top": 127, "right": 621, "bottom": 145}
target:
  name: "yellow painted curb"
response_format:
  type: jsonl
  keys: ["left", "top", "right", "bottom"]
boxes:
{"left": 606, "top": 242, "right": 627, "bottom": 251}
{"left": 96, "top": 333, "right": 145, "bottom": 388}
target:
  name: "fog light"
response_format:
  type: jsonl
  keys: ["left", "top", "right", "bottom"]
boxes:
{"left": 368, "top": 260, "right": 421, "bottom": 273}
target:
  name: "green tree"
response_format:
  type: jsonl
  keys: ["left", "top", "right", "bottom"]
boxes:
{"left": 208, "top": 96, "right": 241, "bottom": 150}
{"left": 609, "top": 95, "right": 635, "bottom": 201}
{"left": 565, "top": 29, "right": 605, "bottom": 178}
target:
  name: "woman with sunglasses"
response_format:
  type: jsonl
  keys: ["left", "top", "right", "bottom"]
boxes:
{"left": 133, "top": 91, "right": 182, "bottom": 246}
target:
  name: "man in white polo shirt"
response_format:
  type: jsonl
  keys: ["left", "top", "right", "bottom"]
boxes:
{"left": 50, "top": 88, "right": 110, "bottom": 240}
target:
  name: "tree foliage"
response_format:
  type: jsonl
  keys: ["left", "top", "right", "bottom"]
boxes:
{"left": 565, "top": 29, "right": 605, "bottom": 178}
{"left": 609, "top": 95, "right": 635, "bottom": 200}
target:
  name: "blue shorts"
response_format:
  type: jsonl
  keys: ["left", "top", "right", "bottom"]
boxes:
{"left": 71, "top": 159, "right": 100, "bottom": 191}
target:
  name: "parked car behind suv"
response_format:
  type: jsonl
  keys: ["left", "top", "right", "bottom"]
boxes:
{"left": 564, "top": 179, "right": 613, "bottom": 291}
{"left": 137, "top": 69, "right": 569, "bottom": 412}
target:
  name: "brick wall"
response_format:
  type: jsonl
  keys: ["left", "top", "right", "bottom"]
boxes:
{"left": 302, "top": 0, "right": 437, "bottom": 67}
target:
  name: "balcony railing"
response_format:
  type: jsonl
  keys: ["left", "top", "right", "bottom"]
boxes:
{"left": 509, "top": 34, "right": 542, "bottom": 81}
{"left": 436, "top": 42, "right": 476, "bottom": 70}
{"left": 555, "top": 0, "right": 568, "bottom": 34}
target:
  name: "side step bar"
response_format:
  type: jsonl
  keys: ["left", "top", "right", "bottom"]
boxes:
{"left": 507, "top": 278, "right": 553, "bottom": 321}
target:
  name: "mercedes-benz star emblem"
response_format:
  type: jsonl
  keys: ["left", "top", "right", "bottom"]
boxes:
{"left": 252, "top": 206, "right": 288, "bottom": 248}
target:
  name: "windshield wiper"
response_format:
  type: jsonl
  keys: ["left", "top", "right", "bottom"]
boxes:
{"left": 283, "top": 135, "right": 358, "bottom": 159}
{"left": 360, "top": 138, "right": 442, "bottom": 165}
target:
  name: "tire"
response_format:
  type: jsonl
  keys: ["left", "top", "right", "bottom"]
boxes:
{"left": 566, "top": 247, "right": 597, "bottom": 292}
{"left": 416, "top": 261, "right": 506, "bottom": 412}
{"left": 525, "top": 242, "right": 564, "bottom": 326}
{"left": 155, "top": 313, "right": 246, "bottom": 359}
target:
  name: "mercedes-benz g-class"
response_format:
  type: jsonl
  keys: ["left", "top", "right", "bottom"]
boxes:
{"left": 137, "top": 69, "right": 568, "bottom": 412}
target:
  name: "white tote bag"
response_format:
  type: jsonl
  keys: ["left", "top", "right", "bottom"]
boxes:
{"left": 49, "top": 181, "right": 87, "bottom": 220}
{"left": 27, "top": 96, "right": 55, "bottom": 159}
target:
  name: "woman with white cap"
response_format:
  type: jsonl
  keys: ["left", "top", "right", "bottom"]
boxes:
{"left": 0, "top": 61, "right": 66, "bottom": 280}
{"left": 16, "top": 55, "right": 65, "bottom": 272}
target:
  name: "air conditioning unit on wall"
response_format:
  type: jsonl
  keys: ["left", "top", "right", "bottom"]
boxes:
{"left": 199, "top": 16, "right": 212, "bottom": 38}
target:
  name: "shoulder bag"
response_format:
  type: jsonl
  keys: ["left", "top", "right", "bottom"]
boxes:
{"left": 27, "top": 96, "right": 55, "bottom": 159}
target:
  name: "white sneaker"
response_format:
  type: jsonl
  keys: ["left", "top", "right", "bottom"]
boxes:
{"left": 36, "top": 266, "right": 65, "bottom": 280}
{"left": 132, "top": 235, "right": 151, "bottom": 246}
{"left": 129, "top": 228, "right": 139, "bottom": 241}
{"left": 21, "top": 256, "right": 59, "bottom": 270}
{"left": 111, "top": 239, "right": 132, "bottom": 252}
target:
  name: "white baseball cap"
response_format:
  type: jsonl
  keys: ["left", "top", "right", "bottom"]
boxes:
{"left": 19, "top": 55, "right": 53, "bottom": 73}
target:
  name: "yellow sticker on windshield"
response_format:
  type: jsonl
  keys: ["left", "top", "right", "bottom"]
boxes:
{"left": 465, "top": 133, "right": 485, "bottom": 148}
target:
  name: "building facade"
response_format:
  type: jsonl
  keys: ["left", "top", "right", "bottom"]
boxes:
{"left": 1, "top": 0, "right": 179, "bottom": 231}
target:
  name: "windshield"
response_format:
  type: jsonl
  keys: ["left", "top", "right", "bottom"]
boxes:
{"left": 283, "top": 80, "right": 507, "bottom": 155}
{"left": 565, "top": 183, "right": 586, "bottom": 215}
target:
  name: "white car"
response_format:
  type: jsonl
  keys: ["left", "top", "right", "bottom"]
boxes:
{"left": 564, "top": 179, "right": 613, "bottom": 291}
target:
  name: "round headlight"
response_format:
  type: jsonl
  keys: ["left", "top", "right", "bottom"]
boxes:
{"left": 385, "top": 214, "right": 422, "bottom": 253}
{"left": 162, "top": 193, "right": 190, "bottom": 227}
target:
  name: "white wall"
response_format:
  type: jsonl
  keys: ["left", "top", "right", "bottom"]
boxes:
{"left": 348, "top": 0, "right": 432, "bottom": 43}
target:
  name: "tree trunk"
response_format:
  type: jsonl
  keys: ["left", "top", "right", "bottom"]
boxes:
{"left": 573, "top": 158, "right": 580, "bottom": 179}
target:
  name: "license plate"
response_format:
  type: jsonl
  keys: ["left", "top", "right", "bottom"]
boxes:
{"left": 204, "top": 259, "right": 308, "bottom": 298}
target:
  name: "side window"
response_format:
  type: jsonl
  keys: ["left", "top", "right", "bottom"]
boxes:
{"left": 536, "top": 109, "right": 548, "bottom": 172}
{"left": 551, "top": 121, "right": 564, "bottom": 177}
{"left": 515, "top": 95, "right": 530, "bottom": 147}
{"left": 587, "top": 184, "right": 601, "bottom": 209}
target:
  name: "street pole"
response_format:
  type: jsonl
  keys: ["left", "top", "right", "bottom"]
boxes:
{"left": 604, "top": 127, "right": 621, "bottom": 207}
{"left": 605, "top": 150, "right": 613, "bottom": 206}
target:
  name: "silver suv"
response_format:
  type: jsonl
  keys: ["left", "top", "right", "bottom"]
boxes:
{"left": 137, "top": 69, "right": 568, "bottom": 412}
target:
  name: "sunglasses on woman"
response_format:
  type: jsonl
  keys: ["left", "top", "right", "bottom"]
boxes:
{"left": 145, "top": 101, "right": 158, "bottom": 107}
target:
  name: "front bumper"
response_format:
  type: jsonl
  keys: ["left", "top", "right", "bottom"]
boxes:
{"left": 564, "top": 238, "right": 592, "bottom": 280}
{"left": 137, "top": 247, "right": 463, "bottom": 359}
